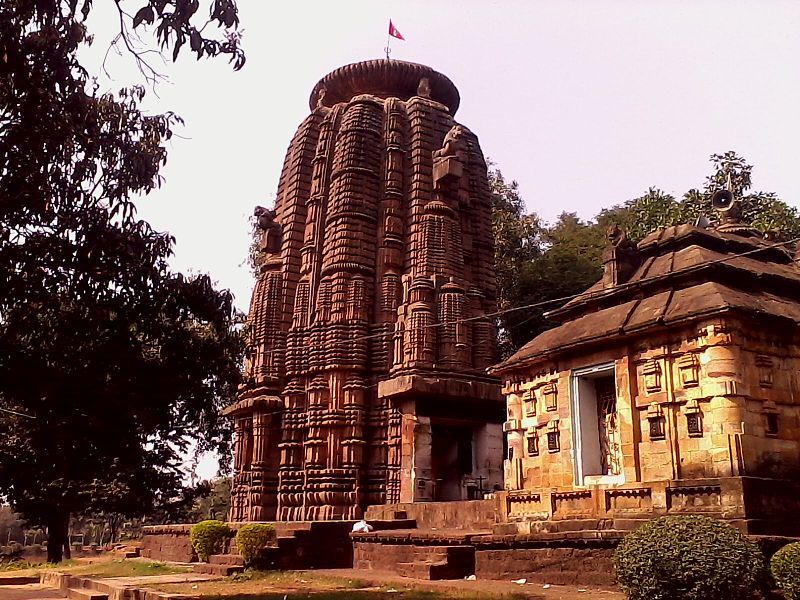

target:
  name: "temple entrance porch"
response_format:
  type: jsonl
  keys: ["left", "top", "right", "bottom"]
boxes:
{"left": 571, "top": 364, "right": 624, "bottom": 487}
{"left": 378, "top": 373, "right": 504, "bottom": 504}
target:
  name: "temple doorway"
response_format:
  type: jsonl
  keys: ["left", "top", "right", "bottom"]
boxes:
{"left": 430, "top": 422, "right": 474, "bottom": 501}
{"left": 572, "top": 364, "right": 623, "bottom": 485}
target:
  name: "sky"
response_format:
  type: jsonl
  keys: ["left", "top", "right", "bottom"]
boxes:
{"left": 82, "top": 0, "right": 800, "bottom": 478}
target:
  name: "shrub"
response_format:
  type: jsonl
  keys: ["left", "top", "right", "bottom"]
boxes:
{"left": 8, "top": 542, "right": 23, "bottom": 555}
{"left": 189, "top": 520, "right": 232, "bottom": 562}
{"left": 236, "top": 523, "right": 277, "bottom": 567}
{"left": 614, "top": 515, "right": 768, "bottom": 600}
{"left": 772, "top": 542, "right": 800, "bottom": 600}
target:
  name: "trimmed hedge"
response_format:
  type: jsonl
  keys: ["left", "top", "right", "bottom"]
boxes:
{"left": 189, "top": 520, "right": 232, "bottom": 562}
{"left": 772, "top": 542, "right": 800, "bottom": 600}
{"left": 614, "top": 515, "right": 768, "bottom": 600}
{"left": 235, "top": 523, "right": 277, "bottom": 567}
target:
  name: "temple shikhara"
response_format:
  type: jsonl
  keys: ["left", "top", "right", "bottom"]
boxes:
{"left": 224, "top": 59, "right": 503, "bottom": 522}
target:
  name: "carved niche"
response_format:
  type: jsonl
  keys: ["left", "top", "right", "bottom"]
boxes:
{"left": 643, "top": 359, "right": 662, "bottom": 393}
{"left": 678, "top": 353, "right": 700, "bottom": 388}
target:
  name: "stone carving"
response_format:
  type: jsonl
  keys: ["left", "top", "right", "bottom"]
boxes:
{"left": 643, "top": 359, "right": 662, "bottom": 393}
{"left": 435, "top": 124, "right": 467, "bottom": 159}
{"left": 254, "top": 206, "right": 282, "bottom": 255}
{"left": 601, "top": 225, "right": 640, "bottom": 288}
{"left": 606, "top": 223, "right": 636, "bottom": 250}
{"left": 417, "top": 76, "right": 431, "bottom": 98}
{"left": 226, "top": 60, "right": 500, "bottom": 521}
{"left": 542, "top": 382, "right": 558, "bottom": 411}
{"left": 677, "top": 353, "right": 700, "bottom": 388}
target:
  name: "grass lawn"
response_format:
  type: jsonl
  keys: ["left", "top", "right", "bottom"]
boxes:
{"left": 0, "top": 557, "right": 191, "bottom": 580}
{"left": 149, "top": 570, "right": 528, "bottom": 600}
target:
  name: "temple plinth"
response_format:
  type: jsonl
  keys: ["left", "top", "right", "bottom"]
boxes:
{"left": 225, "top": 60, "right": 504, "bottom": 521}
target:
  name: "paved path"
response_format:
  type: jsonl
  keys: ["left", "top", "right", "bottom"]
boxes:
{"left": 0, "top": 583, "right": 65, "bottom": 600}
{"left": 102, "top": 573, "right": 214, "bottom": 586}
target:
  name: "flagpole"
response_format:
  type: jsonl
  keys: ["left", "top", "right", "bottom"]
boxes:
{"left": 385, "top": 32, "right": 391, "bottom": 59}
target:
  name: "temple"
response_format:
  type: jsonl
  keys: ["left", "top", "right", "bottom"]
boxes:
{"left": 142, "top": 63, "right": 800, "bottom": 584}
{"left": 224, "top": 59, "right": 504, "bottom": 522}
{"left": 493, "top": 196, "right": 800, "bottom": 536}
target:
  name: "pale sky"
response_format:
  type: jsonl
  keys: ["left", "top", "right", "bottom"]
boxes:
{"left": 82, "top": 0, "right": 800, "bottom": 479}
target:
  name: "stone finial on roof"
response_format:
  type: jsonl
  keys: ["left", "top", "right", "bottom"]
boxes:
{"left": 602, "top": 224, "right": 640, "bottom": 289}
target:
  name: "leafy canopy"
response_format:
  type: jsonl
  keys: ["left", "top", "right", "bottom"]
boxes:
{"left": 493, "top": 152, "right": 800, "bottom": 356}
{"left": 0, "top": 0, "right": 244, "bottom": 562}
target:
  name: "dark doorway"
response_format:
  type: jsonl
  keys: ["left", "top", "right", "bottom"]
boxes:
{"left": 431, "top": 423, "right": 474, "bottom": 501}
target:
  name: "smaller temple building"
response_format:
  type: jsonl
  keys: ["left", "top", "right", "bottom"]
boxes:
{"left": 491, "top": 201, "right": 800, "bottom": 536}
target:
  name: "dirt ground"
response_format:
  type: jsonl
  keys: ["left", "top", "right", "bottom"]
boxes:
{"left": 150, "top": 567, "right": 626, "bottom": 600}
{"left": 1, "top": 556, "right": 627, "bottom": 600}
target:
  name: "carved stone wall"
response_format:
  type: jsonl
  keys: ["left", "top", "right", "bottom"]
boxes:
{"left": 500, "top": 316, "right": 800, "bottom": 493}
{"left": 226, "top": 60, "right": 499, "bottom": 521}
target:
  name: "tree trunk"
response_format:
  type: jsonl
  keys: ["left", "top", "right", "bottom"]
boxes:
{"left": 63, "top": 514, "right": 71, "bottom": 560}
{"left": 46, "top": 512, "right": 66, "bottom": 563}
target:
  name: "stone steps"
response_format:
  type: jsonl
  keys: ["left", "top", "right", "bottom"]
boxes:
{"left": 42, "top": 570, "right": 207, "bottom": 600}
{"left": 396, "top": 558, "right": 473, "bottom": 580}
{"left": 355, "top": 542, "right": 475, "bottom": 580}
{"left": 66, "top": 588, "right": 108, "bottom": 600}
{"left": 208, "top": 554, "right": 245, "bottom": 566}
{"left": 192, "top": 562, "right": 244, "bottom": 576}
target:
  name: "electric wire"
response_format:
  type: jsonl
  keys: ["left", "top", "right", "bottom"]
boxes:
{"left": 315, "top": 234, "right": 800, "bottom": 351}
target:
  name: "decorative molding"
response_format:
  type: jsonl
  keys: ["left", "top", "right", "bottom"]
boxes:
{"left": 543, "top": 381, "right": 558, "bottom": 412}
{"left": 756, "top": 354, "right": 774, "bottom": 388}
{"left": 646, "top": 402, "right": 666, "bottom": 440}
{"left": 677, "top": 353, "right": 700, "bottom": 388}
{"left": 643, "top": 359, "right": 662, "bottom": 393}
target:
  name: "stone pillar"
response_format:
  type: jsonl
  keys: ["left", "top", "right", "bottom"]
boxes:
{"left": 399, "top": 412, "right": 434, "bottom": 502}
{"left": 474, "top": 423, "right": 504, "bottom": 493}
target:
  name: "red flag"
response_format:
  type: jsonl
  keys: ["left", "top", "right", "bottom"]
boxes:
{"left": 388, "top": 20, "right": 405, "bottom": 40}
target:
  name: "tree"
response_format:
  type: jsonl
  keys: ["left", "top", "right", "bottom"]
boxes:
{"left": 490, "top": 168, "right": 542, "bottom": 356}
{"left": 597, "top": 187, "right": 683, "bottom": 242}
{"left": 494, "top": 152, "right": 800, "bottom": 357}
{"left": 598, "top": 152, "right": 800, "bottom": 242}
{"left": 490, "top": 168, "right": 605, "bottom": 357}
{"left": 0, "top": 506, "right": 24, "bottom": 544}
{"left": 499, "top": 212, "right": 605, "bottom": 355}
{"left": 192, "top": 477, "right": 232, "bottom": 521}
{"left": 0, "top": 0, "right": 244, "bottom": 562}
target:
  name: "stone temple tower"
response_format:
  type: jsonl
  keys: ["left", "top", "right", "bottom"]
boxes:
{"left": 225, "top": 59, "right": 504, "bottom": 522}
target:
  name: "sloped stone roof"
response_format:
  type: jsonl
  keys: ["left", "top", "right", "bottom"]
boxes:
{"left": 492, "top": 224, "right": 800, "bottom": 373}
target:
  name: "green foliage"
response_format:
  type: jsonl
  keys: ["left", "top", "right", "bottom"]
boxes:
{"left": 493, "top": 152, "right": 800, "bottom": 358}
{"left": 489, "top": 167, "right": 542, "bottom": 357}
{"left": 614, "top": 516, "right": 769, "bottom": 600}
{"left": 0, "top": 0, "right": 244, "bottom": 563}
{"left": 490, "top": 171, "right": 605, "bottom": 355}
{"left": 190, "top": 520, "right": 231, "bottom": 562}
{"left": 599, "top": 151, "right": 800, "bottom": 243}
{"left": 598, "top": 188, "right": 686, "bottom": 242}
{"left": 771, "top": 542, "right": 800, "bottom": 600}
{"left": 193, "top": 477, "right": 233, "bottom": 522}
{"left": 235, "top": 523, "right": 277, "bottom": 566}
